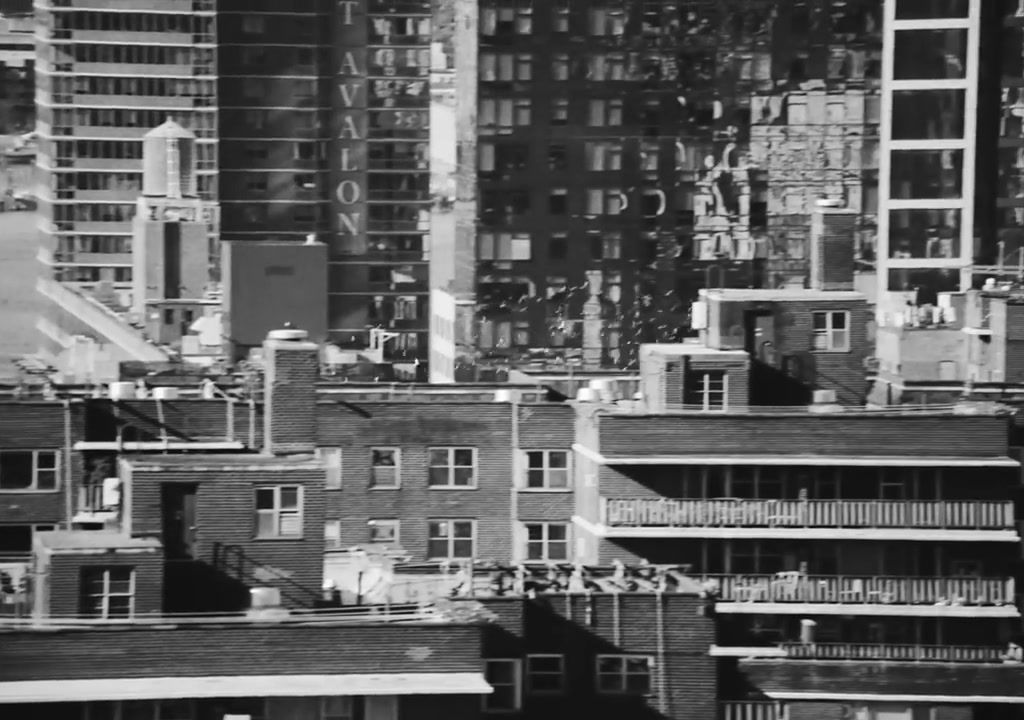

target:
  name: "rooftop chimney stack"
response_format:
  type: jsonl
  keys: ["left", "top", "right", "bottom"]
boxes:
{"left": 263, "top": 325, "right": 319, "bottom": 455}
{"left": 810, "top": 200, "right": 857, "bottom": 291}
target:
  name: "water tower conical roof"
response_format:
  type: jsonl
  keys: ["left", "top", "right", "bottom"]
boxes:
{"left": 144, "top": 117, "right": 195, "bottom": 140}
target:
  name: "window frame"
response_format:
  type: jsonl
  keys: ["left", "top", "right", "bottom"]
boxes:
{"left": 427, "top": 519, "right": 476, "bottom": 560}
{"left": 595, "top": 654, "right": 653, "bottom": 695}
{"left": 428, "top": 447, "right": 478, "bottom": 489}
{"left": 524, "top": 449, "right": 570, "bottom": 490}
{"left": 368, "top": 518, "right": 400, "bottom": 546}
{"left": 525, "top": 654, "right": 566, "bottom": 696}
{"left": 80, "top": 566, "right": 135, "bottom": 619}
{"left": 370, "top": 447, "right": 402, "bottom": 489}
{"left": 483, "top": 658, "right": 523, "bottom": 713}
{"left": 524, "top": 522, "right": 570, "bottom": 562}
{"left": 684, "top": 370, "right": 728, "bottom": 412}
{"left": 812, "top": 310, "right": 851, "bottom": 353}
{"left": 254, "top": 485, "right": 304, "bottom": 539}
{"left": 0, "top": 450, "right": 60, "bottom": 493}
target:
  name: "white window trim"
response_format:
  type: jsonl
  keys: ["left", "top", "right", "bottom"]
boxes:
{"left": 254, "top": 485, "right": 304, "bottom": 539}
{"left": 525, "top": 654, "right": 565, "bottom": 696}
{"left": 483, "top": 658, "right": 522, "bottom": 713}
{"left": 428, "top": 447, "right": 478, "bottom": 488}
{"left": 427, "top": 519, "right": 477, "bottom": 560}
{"left": 0, "top": 450, "right": 60, "bottom": 493}
{"left": 523, "top": 522, "right": 570, "bottom": 562}
{"left": 368, "top": 518, "right": 400, "bottom": 546}
{"left": 370, "top": 447, "right": 402, "bottom": 489}
{"left": 688, "top": 371, "right": 728, "bottom": 412}
{"left": 82, "top": 567, "right": 135, "bottom": 620}
{"left": 812, "top": 310, "right": 852, "bottom": 353}
{"left": 522, "top": 449, "right": 571, "bottom": 491}
{"left": 595, "top": 654, "right": 653, "bottom": 695}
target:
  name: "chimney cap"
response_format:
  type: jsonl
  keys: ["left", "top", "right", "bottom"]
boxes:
{"left": 267, "top": 324, "right": 309, "bottom": 342}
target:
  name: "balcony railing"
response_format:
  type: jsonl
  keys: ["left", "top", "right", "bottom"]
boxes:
{"left": 705, "top": 574, "right": 1016, "bottom": 607}
{"left": 778, "top": 642, "right": 1007, "bottom": 663}
{"left": 77, "top": 484, "right": 116, "bottom": 515}
{"left": 603, "top": 498, "right": 1016, "bottom": 530}
{"left": 722, "top": 702, "right": 788, "bottom": 720}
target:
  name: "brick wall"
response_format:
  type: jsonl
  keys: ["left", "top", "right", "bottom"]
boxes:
{"left": 315, "top": 401, "right": 515, "bottom": 561}
{"left": 44, "top": 548, "right": 163, "bottom": 617}
{"left": 0, "top": 401, "right": 85, "bottom": 528}
{"left": 773, "top": 299, "right": 871, "bottom": 406}
{"left": 264, "top": 337, "right": 319, "bottom": 454}
{"left": 473, "top": 593, "right": 716, "bottom": 720}
{"left": 596, "top": 414, "right": 1011, "bottom": 458}
{"left": 127, "top": 461, "right": 326, "bottom": 606}
{"left": 0, "top": 623, "right": 483, "bottom": 680}
{"left": 85, "top": 399, "right": 259, "bottom": 445}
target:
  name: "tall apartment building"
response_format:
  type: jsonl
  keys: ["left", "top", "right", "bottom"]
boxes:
{"left": 450, "top": 0, "right": 885, "bottom": 369}
{"left": 35, "top": 0, "right": 431, "bottom": 358}
{"left": 33, "top": 0, "right": 219, "bottom": 294}
{"left": 217, "top": 0, "right": 431, "bottom": 359}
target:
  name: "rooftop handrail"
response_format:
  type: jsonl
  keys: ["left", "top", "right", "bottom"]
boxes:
{"left": 704, "top": 574, "right": 1016, "bottom": 607}
{"left": 603, "top": 498, "right": 1016, "bottom": 530}
{"left": 0, "top": 605, "right": 443, "bottom": 630}
{"left": 777, "top": 641, "right": 1008, "bottom": 663}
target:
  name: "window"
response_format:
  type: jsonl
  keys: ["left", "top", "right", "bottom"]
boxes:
{"left": 526, "top": 655, "right": 565, "bottom": 695}
{"left": 369, "top": 448, "right": 400, "bottom": 488}
{"left": 524, "top": 523, "right": 569, "bottom": 561}
{"left": 588, "top": 99, "right": 623, "bottom": 126}
{"left": 321, "top": 697, "right": 355, "bottom": 720}
{"left": 0, "top": 451, "right": 59, "bottom": 491}
{"left": 551, "top": 98, "right": 568, "bottom": 125}
{"left": 484, "top": 659, "right": 522, "bottom": 713}
{"left": 525, "top": 450, "right": 569, "bottom": 489}
{"left": 549, "top": 188, "right": 568, "bottom": 215}
{"left": 368, "top": 519, "right": 399, "bottom": 545}
{"left": 552, "top": 53, "right": 569, "bottom": 81}
{"left": 429, "top": 448, "right": 477, "bottom": 488}
{"left": 596, "top": 655, "right": 652, "bottom": 694}
{"left": 80, "top": 567, "right": 134, "bottom": 618}
{"left": 683, "top": 370, "right": 727, "bottom": 411}
{"left": 812, "top": 311, "right": 850, "bottom": 352}
{"left": 552, "top": 1, "right": 569, "bottom": 32}
{"left": 584, "top": 141, "right": 623, "bottom": 171}
{"left": 427, "top": 519, "right": 475, "bottom": 559}
{"left": 318, "top": 448, "right": 342, "bottom": 489}
{"left": 586, "top": 188, "right": 623, "bottom": 215}
{"left": 254, "top": 486, "right": 303, "bottom": 538}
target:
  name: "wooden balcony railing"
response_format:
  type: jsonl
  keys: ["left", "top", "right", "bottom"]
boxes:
{"left": 602, "top": 498, "right": 1016, "bottom": 530}
{"left": 704, "top": 574, "right": 1016, "bottom": 607}
{"left": 778, "top": 642, "right": 1007, "bottom": 663}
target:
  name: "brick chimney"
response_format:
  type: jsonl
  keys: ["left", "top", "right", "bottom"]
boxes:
{"left": 263, "top": 325, "right": 319, "bottom": 455}
{"left": 810, "top": 201, "right": 857, "bottom": 291}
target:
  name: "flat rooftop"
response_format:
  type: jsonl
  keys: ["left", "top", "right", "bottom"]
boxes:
{"left": 700, "top": 288, "right": 866, "bottom": 302}
{"left": 36, "top": 531, "right": 161, "bottom": 552}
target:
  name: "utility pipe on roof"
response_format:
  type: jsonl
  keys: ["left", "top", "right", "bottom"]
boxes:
{"left": 62, "top": 398, "right": 72, "bottom": 530}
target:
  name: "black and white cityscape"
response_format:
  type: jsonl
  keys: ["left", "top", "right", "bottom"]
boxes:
{"left": 0, "top": 1, "right": 1024, "bottom": 719}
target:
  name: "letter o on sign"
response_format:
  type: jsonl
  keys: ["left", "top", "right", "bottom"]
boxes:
{"left": 336, "top": 180, "right": 361, "bottom": 204}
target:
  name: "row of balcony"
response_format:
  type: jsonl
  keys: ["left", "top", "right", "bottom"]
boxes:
{"left": 705, "top": 574, "right": 1016, "bottom": 608}
{"left": 602, "top": 498, "right": 1016, "bottom": 530}
{"left": 777, "top": 641, "right": 1007, "bottom": 663}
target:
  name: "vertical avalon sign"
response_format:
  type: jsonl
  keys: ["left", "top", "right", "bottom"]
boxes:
{"left": 334, "top": 0, "right": 368, "bottom": 254}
